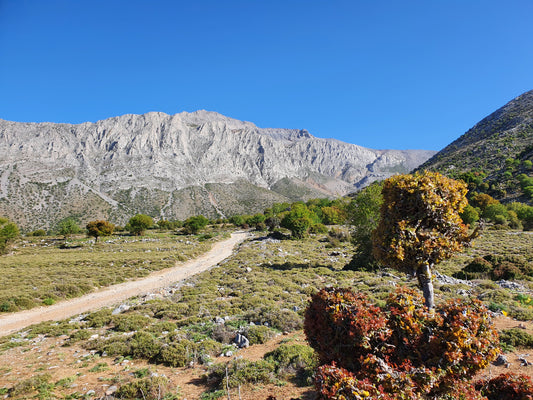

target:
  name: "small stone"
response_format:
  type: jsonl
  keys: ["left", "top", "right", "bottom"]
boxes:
{"left": 112, "top": 304, "right": 130, "bottom": 315}
{"left": 106, "top": 385, "right": 118, "bottom": 395}
{"left": 493, "top": 354, "right": 508, "bottom": 366}
{"left": 86, "top": 390, "right": 96, "bottom": 396}
{"left": 234, "top": 333, "right": 249, "bottom": 349}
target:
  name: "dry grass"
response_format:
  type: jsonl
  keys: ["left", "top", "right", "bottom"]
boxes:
{"left": 0, "top": 230, "right": 227, "bottom": 312}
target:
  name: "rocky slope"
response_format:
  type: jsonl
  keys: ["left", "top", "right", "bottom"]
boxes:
{"left": 0, "top": 111, "right": 434, "bottom": 230}
{"left": 417, "top": 90, "right": 533, "bottom": 201}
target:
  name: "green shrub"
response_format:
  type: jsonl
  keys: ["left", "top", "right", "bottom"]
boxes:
{"left": 68, "top": 329, "right": 92, "bottom": 343}
{"left": 130, "top": 331, "right": 161, "bottom": 359}
{"left": 145, "top": 321, "right": 177, "bottom": 335}
{"left": 196, "top": 339, "right": 222, "bottom": 359}
{"left": 244, "top": 325, "right": 276, "bottom": 345}
{"left": 8, "top": 374, "right": 52, "bottom": 397}
{"left": 309, "top": 223, "right": 328, "bottom": 234}
{"left": 116, "top": 376, "right": 177, "bottom": 400}
{"left": 29, "top": 229, "right": 47, "bottom": 237}
{"left": 246, "top": 307, "right": 302, "bottom": 332}
{"left": 264, "top": 343, "right": 317, "bottom": 384}
{"left": 157, "top": 340, "right": 197, "bottom": 367}
{"left": 84, "top": 309, "right": 113, "bottom": 328}
{"left": 112, "top": 314, "right": 152, "bottom": 332}
{"left": 499, "top": 328, "right": 533, "bottom": 349}
{"left": 206, "top": 359, "right": 276, "bottom": 389}
{"left": 454, "top": 257, "right": 492, "bottom": 280}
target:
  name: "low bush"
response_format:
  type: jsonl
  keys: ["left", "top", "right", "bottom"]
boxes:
{"left": 305, "top": 287, "right": 500, "bottom": 399}
{"left": 84, "top": 309, "right": 113, "bottom": 328}
{"left": 112, "top": 313, "right": 153, "bottom": 332}
{"left": 8, "top": 373, "right": 52, "bottom": 397}
{"left": 264, "top": 343, "right": 317, "bottom": 385}
{"left": 499, "top": 328, "right": 533, "bottom": 349}
{"left": 206, "top": 359, "right": 277, "bottom": 389}
{"left": 244, "top": 325, "right": 276, "bottom": 345}
{"left": 476, "top": 373, "right": 533, "bottom": 400}
{"left": 156, "top": 339, "right": 197, "bottom": 367}
{"left": 116, "top": 376, "right": 179, "bottom": 400}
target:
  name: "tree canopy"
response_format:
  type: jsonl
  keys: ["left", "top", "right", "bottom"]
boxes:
{"left": 281, "top": 203, "right": 317, "bottom": 239}
{"left": 345, "top": 182, "right": 383, "bottom": 270}
{"left": 372, "top": 171, "right": 474, "bottom": 308}
{"left": 183, "top": 215, "right": 209, "bottom": 234}
{"left": 0, "top": 217, "right": 19, "bottom": 254}
{"left": 57, "top": 217, "right": 81, "bottom": 238}
{"left": 127, "top": 214, "right": 154, "bottom": 236}
{"left": 86, "top": 220, "right": 115, "bottom": 242}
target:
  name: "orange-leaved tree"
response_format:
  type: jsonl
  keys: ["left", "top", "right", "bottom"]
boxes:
{"left": 86, "top": 220, "right": 115, "bottom": 243}
{"left": 372, "top": 171, "right": 476, "bottom": 308}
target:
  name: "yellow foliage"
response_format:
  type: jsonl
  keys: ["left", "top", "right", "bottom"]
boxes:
{"left": 372, "top": 171, "right": 472, "bottom": 275}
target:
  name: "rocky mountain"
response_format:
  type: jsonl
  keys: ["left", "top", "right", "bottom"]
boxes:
{"left": 417, "top": 90, "right": 533, "bottom": 201}
{"left": 0, "top": 111, "right": 435, "bottom": 230}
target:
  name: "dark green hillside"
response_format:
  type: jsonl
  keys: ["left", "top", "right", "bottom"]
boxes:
{"left": 417, "top": 90, "right": 533, "bottom": 202}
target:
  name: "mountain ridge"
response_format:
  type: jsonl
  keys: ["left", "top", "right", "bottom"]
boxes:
{"left": 417, "top": 89, "right": 533, "bottom": 202}
{"left": 0, "top": 111, "right": 435, "bottom": 230}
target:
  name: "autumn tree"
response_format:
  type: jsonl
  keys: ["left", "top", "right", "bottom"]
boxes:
{"left": 86, "top": 220, "right": 115, "bottom": 243}
{"left": 127, "top": 214, "right": 153, "bottom": 236}
{"left": 372, "top": 171, "right": 475, "bottom": 308}
{"left": 0, "top": 217, "right": 19, "bottom": 254}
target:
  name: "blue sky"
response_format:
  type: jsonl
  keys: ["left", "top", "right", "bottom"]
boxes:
{"left": 1, "top": 1, "right": 532, "bottom": 151}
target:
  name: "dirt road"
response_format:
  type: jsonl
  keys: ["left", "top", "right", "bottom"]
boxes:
{"left": 0, "top": 231, "right": 249, "bottom": 337}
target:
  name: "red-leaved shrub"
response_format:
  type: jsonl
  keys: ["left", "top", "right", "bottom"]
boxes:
{"left": 476, "top": 373, "right": 533, "bottom": 400}
{"left": 305, "top": 287, "right": 501, "bottom": 399}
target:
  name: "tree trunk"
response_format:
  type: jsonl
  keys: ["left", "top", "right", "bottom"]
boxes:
{"left": 417, "top": 264, "right": 435, "bottom": 309}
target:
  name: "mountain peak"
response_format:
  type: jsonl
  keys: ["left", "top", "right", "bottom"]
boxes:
{"left": 0, "top": 111, "right": 434, "bottom": 230}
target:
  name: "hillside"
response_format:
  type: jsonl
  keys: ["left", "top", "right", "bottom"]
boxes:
{"left": 418, "top": 90, "right": 533, "bottom": 201}
{"left": 0, "top": 111, "right": 434, "bottom": 230}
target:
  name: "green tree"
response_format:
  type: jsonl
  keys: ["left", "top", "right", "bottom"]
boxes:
{"left": 321, "top": 206, "right": 345, "bottom": 225}
{"left": 127, "top": 214, "right": 154, "bottom": 236}
{"left": 86, "top": 220, "right": 115, "bottom": 243}
{"left": 281, "top": 203, "right": 316, "bottom": 239}
{"left": 183, "top": 215, "right": 209, "bottom": 234}
{"left": 372, "top": 172, "right": 475, "bottom": 308}
{"left": 460, "top": 204, "right": 480, "bottom": 225}
{"left": 229, "top": 215, "right": 245, "bottom": 227}
{"left": 345, "top": 182, "right": 383, "bottom": 270}
{"left": 508, "top": 202, "right": 533, "bottom": 230}
{"left": 57, "top": 217, "right": 81, "bottom": 238}
{"left": 0, "top": 217, "right": 19, "bottom": 254}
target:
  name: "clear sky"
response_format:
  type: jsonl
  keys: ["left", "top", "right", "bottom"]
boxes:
{"left": 1, "top": 1, "right": 532, "bottom": 151}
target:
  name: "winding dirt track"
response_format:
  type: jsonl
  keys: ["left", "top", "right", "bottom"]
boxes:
{"left": 0, "top": 232, "right": 249, "bottom": 337}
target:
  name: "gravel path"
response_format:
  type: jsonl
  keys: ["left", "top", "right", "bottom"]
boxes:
{"left": 0, "top": 231, "right": 249, "bottom": 337}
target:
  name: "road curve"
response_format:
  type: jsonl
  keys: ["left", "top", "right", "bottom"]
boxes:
{"left": 0, "top": 231, "right": 249, "bottom": 337}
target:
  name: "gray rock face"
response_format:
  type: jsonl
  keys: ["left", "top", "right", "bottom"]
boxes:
{"left": 0, "top": 111, "right": 435, "bottom": 230}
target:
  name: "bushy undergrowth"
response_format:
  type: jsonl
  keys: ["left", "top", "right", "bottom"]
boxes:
{"left": 455, "top": 254, "right": 533, "bottom": 281}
